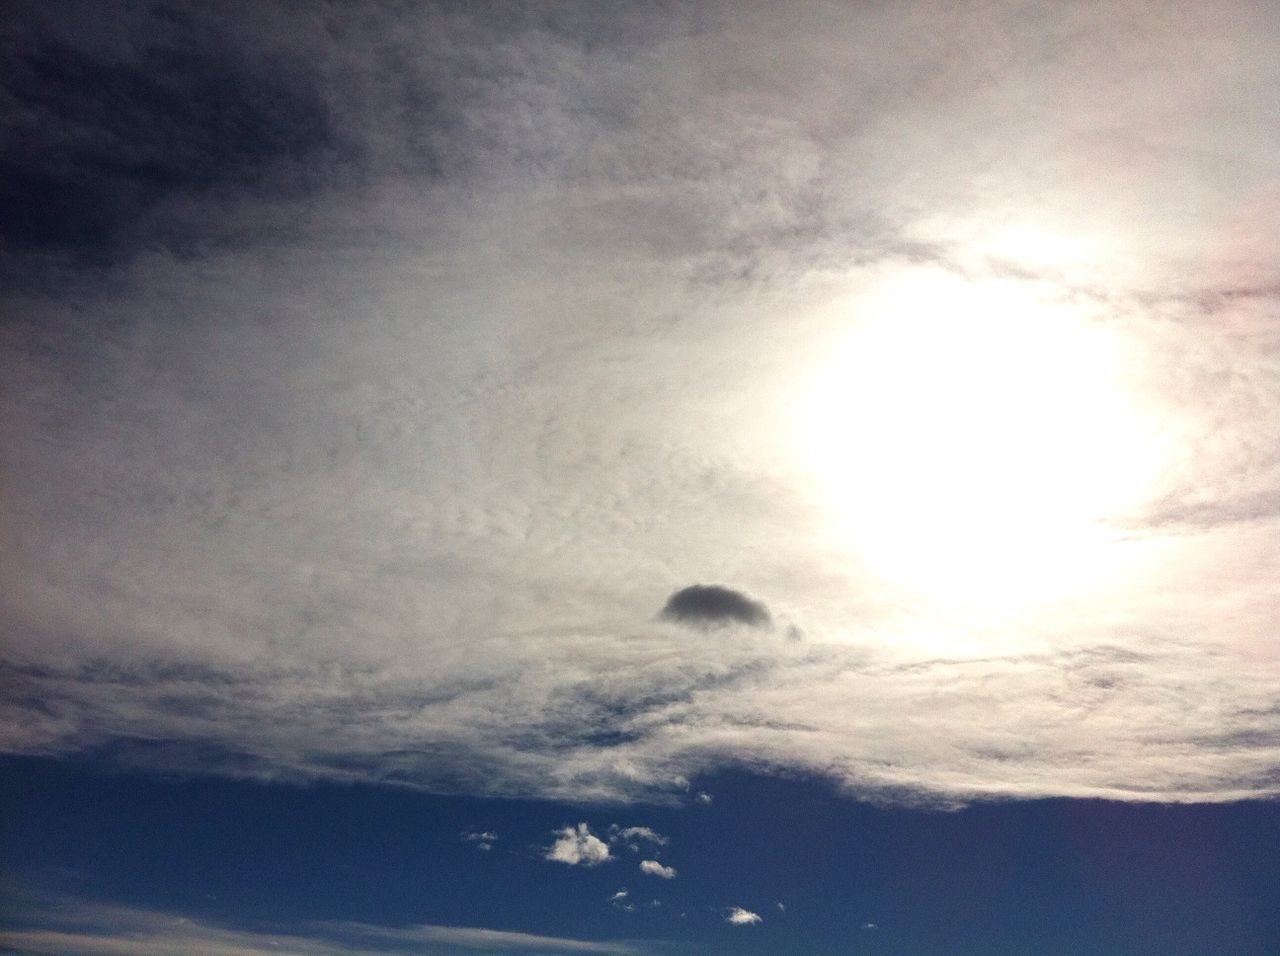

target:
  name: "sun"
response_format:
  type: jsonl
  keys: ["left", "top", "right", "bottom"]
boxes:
{"left": 799, "top": 268, "right": 1164, "bottom": 613}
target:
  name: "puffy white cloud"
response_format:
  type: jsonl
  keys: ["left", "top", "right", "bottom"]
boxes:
{"left": 638, "top": 860, "right": 676, "bottom": 879}
{"left": 545, "top": 824, "right": 610, "bottom": 867}
{"left": 725, "top": 907, "right": 762, "bottom": 926}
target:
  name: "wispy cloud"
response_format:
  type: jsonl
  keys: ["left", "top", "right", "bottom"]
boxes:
{"left": 462, "top": 830, "right": 497, "bottom": 851}
{"left": 725, "top": 907, "right": 762, "bottom": 926}
{"left": 610, "top": 826, "right": 668, "bottom": 851}
{"left": 0, "top": 898, "right": 640, "bottom": 955}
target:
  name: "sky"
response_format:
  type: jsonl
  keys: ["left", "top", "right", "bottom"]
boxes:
{"left": 1, "top": 1, "right": 1278, "bottom": 953}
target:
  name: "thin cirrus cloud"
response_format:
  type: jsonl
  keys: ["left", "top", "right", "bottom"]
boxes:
{"left": 0, "top": 897, "right": 639, "bottom": 955}
{"left": 1, "top": 0, "right": 1278, "bottom": 812}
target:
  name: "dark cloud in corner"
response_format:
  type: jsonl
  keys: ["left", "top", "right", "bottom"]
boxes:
{"left": 659, "top": 584, "right": 771, "bottom": 630}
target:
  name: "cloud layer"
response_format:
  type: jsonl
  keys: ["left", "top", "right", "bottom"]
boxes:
{"left": 2, "top": 0, "right": 1279, "bottom": 809}
{"left": 0, "top": 898, "right": 637, "bottom": 955}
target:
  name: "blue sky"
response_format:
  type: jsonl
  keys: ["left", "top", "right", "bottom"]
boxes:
{"left": 5, "top": 756, "right": 1278, "bottom": 954}
{"left": 2, "top": 1, "right": 1280, "bottom": 953}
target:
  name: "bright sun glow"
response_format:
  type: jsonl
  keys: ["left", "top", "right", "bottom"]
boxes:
{"left": 801, "top": 269, "right": 1165, "bottom": 613}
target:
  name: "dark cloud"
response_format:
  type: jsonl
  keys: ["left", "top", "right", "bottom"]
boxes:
{"left": 0, "top": 5, "right": 343, "bottom": 268}
{"left": 659, "top": 584, "right": 771, "bottom": 630}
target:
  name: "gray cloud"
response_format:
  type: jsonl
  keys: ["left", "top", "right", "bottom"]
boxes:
{"left": 660, "top": 585, "right": 772, "bottom": 630}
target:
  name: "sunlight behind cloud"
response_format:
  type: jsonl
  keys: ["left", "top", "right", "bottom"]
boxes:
{"left": 799, "top": 267, "right": 1168, "bottom": 616}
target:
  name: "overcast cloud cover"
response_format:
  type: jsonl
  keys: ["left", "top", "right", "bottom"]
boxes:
{"left": 3, "top": 0, "right": 1279, "bottom": 823}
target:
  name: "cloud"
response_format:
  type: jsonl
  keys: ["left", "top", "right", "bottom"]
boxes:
{"left": 607, "top": 889, "right": 635, "bottom": 913}
{"left": 638, "top": 860, "right": 676, "bottom": 879}
{"left": 659, "top": 585, "right": 772, "bottom": 630}
{"left": 1, "top": 0, "right": 1279, "bottom": 815}
{"left": 725, "top": 907, "right": 762, "bottom": 926}
{"left": 0, "top": 896, "right": 639, "bottom": 954}
{"left": 545, "top": 824, "right": 610, "bottom": 866}
{"left": 609, "top": 825, "right": 668, "bottom": 850}
{"left": 462, "top": 830, "right": 497, "bottom": 851}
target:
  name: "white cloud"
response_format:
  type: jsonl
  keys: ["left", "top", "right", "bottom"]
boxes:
{"left": 545, "top": 824, "right": 610, "bottom": 867}
{"left": 725, "top": 907, "right": 762, "bottom": 926}
{"left": 638, "top": 860, "right": 676, "bottom": 880}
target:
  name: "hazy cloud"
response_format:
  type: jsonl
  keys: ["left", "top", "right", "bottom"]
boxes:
{"left": 546, "top": 824, "right": 610, "bottom": 866}
{"left": 462, "top": 830, "right": 497, "bottom": 852}
{"left": 659, "top": 585, "right": 772, "bottom": 630}
{"left": 725, "top": 907, "right": 762, "bottom": 926}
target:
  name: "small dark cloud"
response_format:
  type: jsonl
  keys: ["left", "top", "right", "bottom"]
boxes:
{"left": 659, "top": 584, "right": 771, "bottom": 630}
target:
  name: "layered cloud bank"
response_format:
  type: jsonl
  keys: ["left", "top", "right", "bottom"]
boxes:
{"left": 0, "top": 899, "right": 638, "bottom": 955}
{"left": 4, "top": 609, "right": 1276, "bottom": 805}
{"left": 2, "top": 0, "right": 1279, "bottom": 807}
